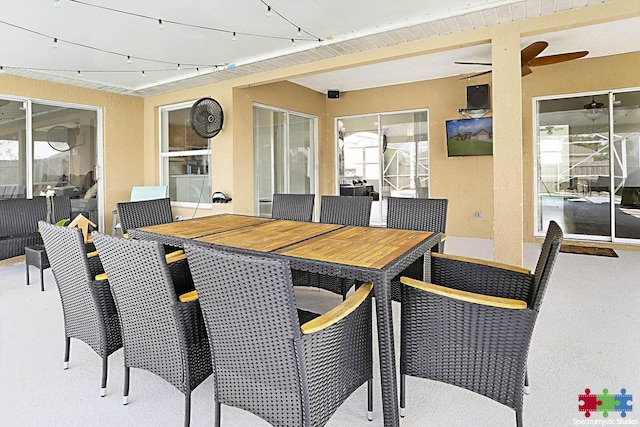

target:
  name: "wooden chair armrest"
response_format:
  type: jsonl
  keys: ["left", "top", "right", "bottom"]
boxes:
{"left": 301, "top": 282, "right": 373, "bottom": 334}
{"left": 179, "top": 290, "right": 198, "bottom": 302}
{"left": 87, "top": 251, "right": 99, "bottom": 258}
{"left": 95, "top": 272, "right": 108, "bottom": 281}
{"left": 165, "top": 249, "right": 185, "bottom": 261}
{"left": 166, "top": 253, "right": 187, "bottom": 263}
{"left": 432, "top": 252, "right": 531, "bottom": 275}
{"left": 400, "top": 276, "right": 527, "bottom": 309}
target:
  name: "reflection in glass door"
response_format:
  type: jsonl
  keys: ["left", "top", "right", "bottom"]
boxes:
{"left": 253, "top": 105, "right": 316, "bottom": 217}
{"left": 337, "top": 110, "right": 429, "bottom": 225}
{"left": 536, "top": 90, "right": 640, "bottom": 242}
{"left": 0, "top": 98, "right": 100, "bottom": 227}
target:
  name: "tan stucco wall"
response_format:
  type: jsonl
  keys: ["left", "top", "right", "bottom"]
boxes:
{"left": 0, "top": 74, "right": 144, "bottom": 233}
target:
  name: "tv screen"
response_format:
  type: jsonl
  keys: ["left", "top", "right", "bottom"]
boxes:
{"left": 446, "top": 117, "right": 493, "bottom": 157}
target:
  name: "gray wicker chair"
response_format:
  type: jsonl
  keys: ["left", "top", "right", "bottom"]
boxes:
{"left": 116, "top": 197, "right": 173, "bottom": 235}
{"left": 184, "top": 244, "right": 374, "bottom": 427}
{"left": 386, "top": 197, "right": 448, "bottom": 302}
{"left": 271, "top": 193, "right": 315, "bottom": 222}
{"left": 91, "top": 232, "right": 212, "bottom": 427}
{"left": 295, "top": 195, "right": 373, "bottom": 299}
{"left": 399, "top": 220, "right": 563, "bottom": 426}
{"left": 38, "top": 221, "right": 122, "bottom": 397}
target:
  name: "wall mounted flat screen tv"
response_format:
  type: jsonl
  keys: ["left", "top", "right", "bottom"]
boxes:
{"left": 446, "top": 117, "right": 493, "bottom": 157}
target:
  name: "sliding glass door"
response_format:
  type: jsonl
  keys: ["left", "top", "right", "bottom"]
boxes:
{"left": 337, "top": 110, "right": 429, "bottom": 225}
{"left": 0, "top": 97, "right": 101, "bottom": 227}
{"left": 535, "top": 89, "right": 640, "bottom": 243}
{"left": 253, "top": 105, "right": 316, "bottom": 217}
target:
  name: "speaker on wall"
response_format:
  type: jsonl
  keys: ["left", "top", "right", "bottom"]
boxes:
{"left": 328, "top": 90, "right": 340, "bottom": 99}
{"left": 466, "top": 84, "right": 490, "bottom": 110}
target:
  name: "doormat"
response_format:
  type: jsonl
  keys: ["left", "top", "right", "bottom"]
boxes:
{"left": 560, "top": 244, "right": 618, "bottom": 257}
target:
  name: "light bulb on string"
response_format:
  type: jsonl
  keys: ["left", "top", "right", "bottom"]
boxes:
{"left": 52, "top": 38, "right": 59, "bottom": 48}
{"left": 177, "top": 63, "right": 181, "bottom": 70}
{"left": 77, "top": 70, "right": 82, "bottom": 77}
{"left": 291, "top": 38, "right": 296, "bottom": 46}
{"left": 232, "top": 32, "right": 237, "bottom": 41}
{"left": 266, "top": 6, "right": 272, "bottom": 17}
{"left": 141, "top": 70, "right": 146, "bottom": 77}
{"left": 158, "top": 19, "right": 164, "bottom": 30}
{"left": 126, "top": 55, "right": 132, "bottom": 64}
{"left": 297, "top": 28, "right": 302, "bottom": 37}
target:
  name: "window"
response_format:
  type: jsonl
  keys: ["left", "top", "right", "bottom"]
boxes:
{"left": 159, "top": 102, "right": 211, "bottom": 206}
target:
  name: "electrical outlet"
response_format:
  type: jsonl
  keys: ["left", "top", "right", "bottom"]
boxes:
{"left": 473, "top": 211, "right": 483, "bottom": 218}
{"left": 175, "top": 215, "right": 183, "bottom": 221}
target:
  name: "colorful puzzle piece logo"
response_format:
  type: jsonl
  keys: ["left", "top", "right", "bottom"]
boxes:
{"left": 579, "top": 388, "right": 633, "bottom": 418}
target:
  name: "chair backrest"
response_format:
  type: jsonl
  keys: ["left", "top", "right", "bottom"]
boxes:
{"left": 38, "top": 221, "right": 103, "bottom": 350}
{"left": 271, "top": 193, "right": 315, "bottom": 222}
{"left": 117, "top": 197, "right": 173, "bottom": 234}
{"left": 530, "top": 220, "right": 564, "bottom": 312}
{"left": 130, "top": 185, "right": 168, "bottom": 202}
{"left": 91, "top": 232, "right": 187, "bottom": 390}
{"left": 184, "top": 244, "right": 305, "bottom": 426}
{"left": 320, "top": 195, "right": 372, "bottom": 226}
{"left": 386, "top": 197, "right": 448, "bottom": 233}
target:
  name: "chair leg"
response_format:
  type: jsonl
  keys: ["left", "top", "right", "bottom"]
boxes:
{"left": 25, "top": 264, "right": 30, "bottom": 286}
{"left": 101, "top": 357, "right": 108, "bottom": 397}
{"left": 516, "top": 409, "right": 523, "bottom": 427}
{"left": 399, "top": 374, "right": 406, "bottom": 418}
{"left": 63, "top": 337, "right": 70, "bottom": 370}
{"left": 367, "top": 378, "right": 373, "bottom": 421}
{"left": 214, "top": 401, "right": 221, "bottom": 427}
{"left": 524, "top": 369, "right": 530, "bottom": 395}
{"left": 40, "top": 265, "right": 45, "bottom": 292}
{"left": 123, "top": 366, "right": 130, "bottom": 405}
{"left": 184, "top": 393, "right": 191, "bottom": 427}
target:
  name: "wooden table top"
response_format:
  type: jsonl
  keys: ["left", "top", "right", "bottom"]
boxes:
{"left": 136, "top": 214, "right": 273, "bottom": 239}
{"left": 196, "top": 220, "right": 343, "bottom": 252}
{"left": 275, "top": 225, "right": 434, "bottom": 270}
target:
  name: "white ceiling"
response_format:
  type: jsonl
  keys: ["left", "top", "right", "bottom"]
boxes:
{"left": 1, "top": 0, "right": 637, "bottom": 97}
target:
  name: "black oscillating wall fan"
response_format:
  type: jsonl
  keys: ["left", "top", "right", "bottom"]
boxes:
{"left": 190, "top": 97, "right": 224, "bottom": 139}
{"left": 47, "top": 125, "right": 78, "bottom": 152}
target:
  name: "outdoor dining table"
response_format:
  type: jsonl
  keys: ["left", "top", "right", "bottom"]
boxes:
{"left": 129, "top": 213, "right": 441, "bottom": 427}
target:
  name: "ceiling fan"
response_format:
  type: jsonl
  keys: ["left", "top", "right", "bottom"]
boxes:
{"left": 456, "top": 41, "right": 588, "bottom": 79}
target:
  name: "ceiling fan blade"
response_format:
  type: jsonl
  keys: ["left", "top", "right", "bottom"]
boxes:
{"left": 459, "top": 70, "right": 493, "bottom": 80}
{"left": 455, "top": 61, "right": 493, "bottom": 66}
{"left": 521, "top": 41, "right": 549, "bottom": 64}
{"left": 521, "top": 66, "right": 533, "bottom": 77}
{"left": 527, "top": 51, "right": 589, "bottom": 67}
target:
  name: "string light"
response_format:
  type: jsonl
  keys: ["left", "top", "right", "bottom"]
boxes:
{"left": 52, "top": 38, "right": 59, "bottom": 48}
{"left": 77, "top": 70, "right": 82, "bottom": 77}
{"left": 297, "top": 27, "right": 301, "bottom": 37}
{"left": 177, "top": 63, "right": 181, "bottom": 70}
{"left": 126, "top": 55, "right": 132, "bottom": 64}
{"left": 291, "top": 38, "right": 296, "bottom": 46}
{"left": 65, "top": 0, "right": 321, "bottom": 42}
{"left": 141, "top": 70, "right": 146, "bottom": 77}
{"left": 158, "top": 19, "right": 164, "bottom": 30}
{"left": 232, "top": 32, "right": 237, "bottom": 41}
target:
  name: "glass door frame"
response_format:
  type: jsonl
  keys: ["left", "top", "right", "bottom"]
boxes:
{"left": 253, "top": 103, "right": 318, "bottom": 217}
{"left": 533, "top": 87, "right": 640, "bottom": 245}
{"left": 335, "top": 108, "right": 430, "bottom": 226}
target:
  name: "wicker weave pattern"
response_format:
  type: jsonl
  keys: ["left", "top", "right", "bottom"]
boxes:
{"left": 400, "top": 221, "right": 563, "bottom": 424}
{"left": 0, "top": 196, "right": 70, "bottom": 259}
{"left": 38, "top": 222, "right": 122, "bottom": 379}
{"left": 272, "top": 194, "right": 315, "bottom": 222}
{"left": 117, "top": 198, "right": 173, "bottom": 235}
{"left": 184, "top": 244, "right": 373, "bottom": 427}
{"left": 387, "top": 197, "right": 448, "bottom": 302}
{"left": 91, "top": 233, "right": 211, "bottom": 397}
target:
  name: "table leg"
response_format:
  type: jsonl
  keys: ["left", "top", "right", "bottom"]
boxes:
{"left": 373, "top": 273, "right": 400, "bottom": 427}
